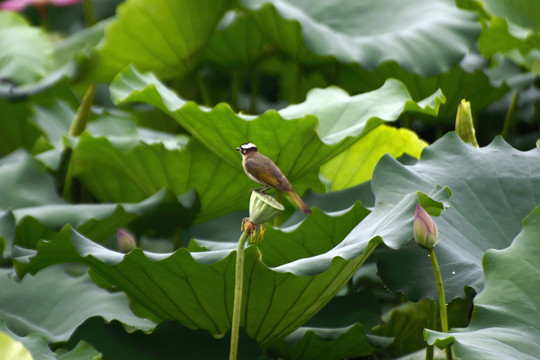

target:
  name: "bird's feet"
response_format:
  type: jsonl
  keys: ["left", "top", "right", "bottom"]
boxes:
{"left": 252, "top": 186, "right": 270, "bottom": 194}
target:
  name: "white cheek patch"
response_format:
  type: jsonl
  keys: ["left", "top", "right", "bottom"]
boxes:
{"left": 241, "top": 143, "right": 257, "bottom": 150}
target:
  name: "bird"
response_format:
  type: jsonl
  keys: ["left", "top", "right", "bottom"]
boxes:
{"left": 236, "top": 143, "right": 311, "bottom": 214}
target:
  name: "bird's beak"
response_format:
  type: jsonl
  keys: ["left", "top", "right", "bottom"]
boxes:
{"left": 235, "top": 147, "right": 241, "bottom": 151}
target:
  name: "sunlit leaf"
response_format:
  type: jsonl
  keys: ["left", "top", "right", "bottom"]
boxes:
{"left": 321, "top": 125, "right": 427, "bottom": 190}
{"left": 111, "top": 65, "right": 444, "bottom": 191}
{"left": 84, "top": 0, "right": 234, "bottom": 83}
{"left": 0, "top": 320, "right": 99, "bottom": 360}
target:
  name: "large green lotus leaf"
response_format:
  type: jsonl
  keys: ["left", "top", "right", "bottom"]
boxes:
{"left": 426, "top": 205, "right": 540, "bottom": 359}
{"left": 85, "top": 0, "right": 233, "bottom": 83}
{"left": 483, "top": 0, "right": 540, "bottom": 32}
{"left": 321, "top": 124, "right": 427, "bottom": 191}
{"left": 67, "top": 318, "right": 261, "bottom": 360}
{"left": 0, "top": 266, "right": 155, "bottom": 343}
{"left": 336, "top": 53, "right": 509, "bottom": 123}
{"left": 372, "top": 291, "right": 474, "bottom": 358}
{"left": 0, "top": 149, "right": 198, "bottom": 255}
{"left": 0, "top": 150, "right": 65, "bottom": 210}
{"left": 53, "top": 18, "right": 110, "bottom": 68}
{"left": 14, "top": 202, "right": 378, "bottom": 347}
{"left": 203, "top": 10, "right": 269, "bottom": 67}
{"left": 0, "top": 320, "right": 99, "bottom": 360}
{"left": 0, "top": 18, "right": 105, "bottom": 100}
{"left": 268, "top": 324, "right": 379, "bottom": 360}
{"left": 371, "top": 133, "right": 540, "bottom": 300}
{"left": 478, "top": 17, "right": 539, "bottom": 58}
{"left": 238, "top": 0, "right": 480, "bottom": 76}
{"left": 267, "top": 291, "right": 392, "bottom": 359}
{"left": 70, "top": 133, "right": 252, "bottom": 222}
{"left": 185, "top": 183, "right": 373, "bottom": 250}
{"left": 0, "top": 13, "right": 53, "bottom": 85}
{"left": 12, "top": 188, "right": 198, "bottom": 250}
{"left": 0, "top": 100, "right": 42, "bottom": 155}
{"left": 190, "top": 201, "right": 369, "bottom": 264}
{"left": 259, "top": 203, "right": 370, "bottom": 267}
{"left": 111, "top": 66, "right": 444, "bottom": 179}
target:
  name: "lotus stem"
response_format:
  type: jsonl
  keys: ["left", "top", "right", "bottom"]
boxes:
{"left": 229, "top": 231, "right": 249, "bottom": 360}
{"left": 427, "top": 247, "right": 452, "bottom": 360}
{"left": 502, "top": 92, "right": 519, "bottom": 140}
{"left": 83, "top": 0, "right": 95, "bottom": 26}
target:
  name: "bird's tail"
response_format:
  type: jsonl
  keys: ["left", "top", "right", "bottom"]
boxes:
{"left": 287, "top": 190, "right": 311, "bottom": 215}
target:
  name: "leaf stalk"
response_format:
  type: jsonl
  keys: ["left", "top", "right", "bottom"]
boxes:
{"left": 229, "top": 231, "right": 249, "bottom": 360}
{"left": 427, "top": 247, "right": 452, "bottom": 360}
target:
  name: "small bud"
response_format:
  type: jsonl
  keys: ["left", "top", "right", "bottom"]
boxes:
{"left": 117, "top": 228, "right": 136, "bottom": 253}
{"left": 413, "top": 204, "right": 440, "bottom": 249}
{"left": 455, "top": 99, "right": 479, "bottom": 147}
{"left": 249, "top": 191, "right": 284, "bottom": 225}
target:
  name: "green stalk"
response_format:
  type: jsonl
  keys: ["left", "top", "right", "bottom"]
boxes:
{"left": 229, "top": 231, "right": 249, "bottom": 360}
{"left": 62, "top": 84, "right": 96, "bottom": 200}
{"left": 427, "top": 247, "right": 452, "bottom": 360}
{"left": 425, "top": 302, "right": 437, "bottom": 360}
{"left": 197, "top": 74, "right": 211, "bottom": 107}
{"left": 83, "top": 0, "right": 95, "bottom": 26}
{"left": 425, "top": 344, "right": 434, "bottom": 360}
{"left": 502, "top": 92, "right": 519, "bottom": 140}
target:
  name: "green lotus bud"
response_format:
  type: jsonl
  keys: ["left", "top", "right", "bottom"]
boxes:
{"left": 455, "top": 99, "right": 479, "bottom": 147}
{"left": 413, "top": 204, "right": 440, "bottom": 249}
{"left": 117, "top": 228, "right": 136, "bottom": 253}
{"left": 249, "top": 191, "right": 285, "bottom": 225}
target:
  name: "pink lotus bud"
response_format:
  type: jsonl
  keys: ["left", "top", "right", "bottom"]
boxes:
{"left": 117, "top": 228, "right": 136, "bottom": 253}
{"left": 413, "top": 204, "right": 440, "bottom": 249}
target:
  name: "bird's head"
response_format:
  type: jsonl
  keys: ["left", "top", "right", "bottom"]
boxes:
{"left": 236, "top": 143, "right": 258, "bottom": 156}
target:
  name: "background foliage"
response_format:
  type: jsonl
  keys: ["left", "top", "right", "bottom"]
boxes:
{"left": 0, "top": 0, "right": 539, "bottom": 359}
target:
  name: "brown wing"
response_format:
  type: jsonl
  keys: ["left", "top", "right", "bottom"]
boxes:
{"left": 244, "top": 154, "right": 292, "bottom": 191}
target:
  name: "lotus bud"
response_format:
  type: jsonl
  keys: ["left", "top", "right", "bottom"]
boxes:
{"left": 455, "top": 99, "right": 479, "bottom": 147}
{"left": 117, "top": 228, "right": 136, "bottom": 253}
{"left": 249, "top": 191, "right": 284, "bottom": 225}
{"left": 413, "top": 204, "right": 440, "bottom": 249}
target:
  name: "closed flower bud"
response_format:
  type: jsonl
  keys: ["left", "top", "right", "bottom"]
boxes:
{"left": 455, "top": 99, "right": 479, "bottom": 147}
{"left": 249, "top": 191, "right": 284, "bottom": 225}
{"left": 117, "top": 228, "right": 137, "bottom": 253}
{"left": 413, "top": 204, "right": 440, "bottom": 249}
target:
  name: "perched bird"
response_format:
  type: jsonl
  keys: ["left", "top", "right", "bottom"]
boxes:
{"left": 236, "top": 143, "right": 311, "bottom": 214}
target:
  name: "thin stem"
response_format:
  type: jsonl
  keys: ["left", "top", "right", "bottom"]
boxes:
{"left": 425, "top": 344, "right": 434, "bottom": 360}
{"left": 229, "top": 231, "right": 249, "bottom": 360}
{"left": 502, "top": 92, "right": 519, "bottom": 140}
{"left": 425, "top": 302, "right": 438, "bottom": 360}
{"left": 428, "top": 247, "right": 452, "bottom": 360}
{"left": 37, "top": 5, "right": 49, "bottom": 30}
{"left": 83, "top": 0, "right": 95, "bottom": 26}
{"left": 197, "top": 74, "right": 211, "bottom": 107}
